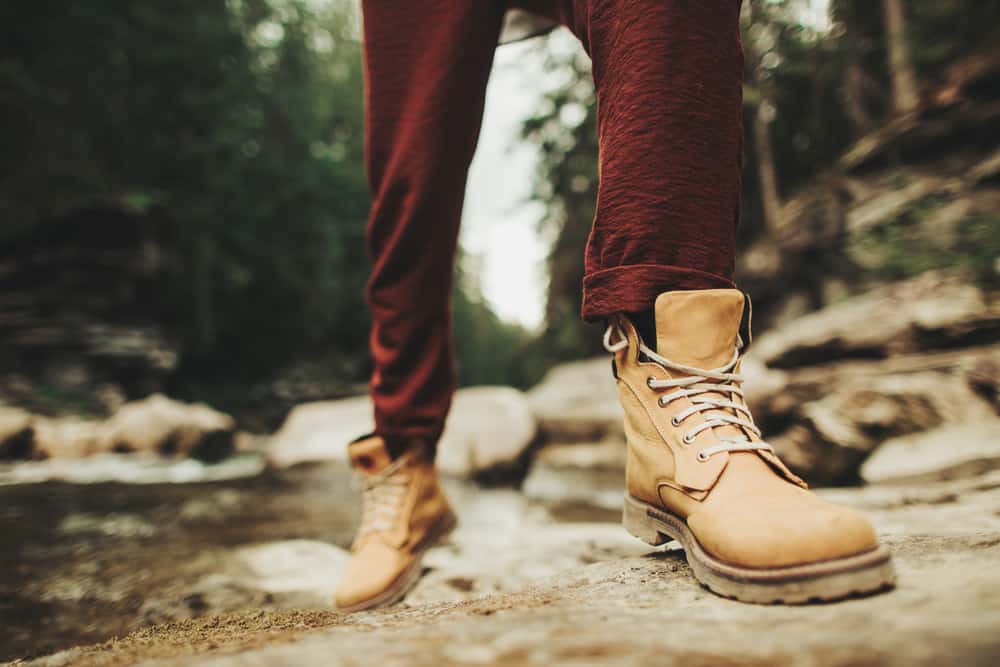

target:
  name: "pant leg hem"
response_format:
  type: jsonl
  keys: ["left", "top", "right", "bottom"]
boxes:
{"left": 581, "top": 264, "right": 735, "bottom": 321}
{"left": 375, "top": 424, "right": 444, "bottom": 460}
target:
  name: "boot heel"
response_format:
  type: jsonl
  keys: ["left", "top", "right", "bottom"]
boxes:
{"left": 622, "top": 494, "right": 669, "bottom": 546}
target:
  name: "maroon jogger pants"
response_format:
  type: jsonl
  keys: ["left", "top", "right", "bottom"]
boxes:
{"left": 362, "top": 0, "right": 745, "bottom": 455}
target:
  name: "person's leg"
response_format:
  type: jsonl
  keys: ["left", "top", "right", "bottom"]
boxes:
{"left": 336, "top": 0, "right": 504, "bottom": 613}
{"left": 515, "top": 0, "right": 894, "bottom": 603}
{"left": 363, "top": 0, "right": 505, "bottom": 459}
{"left": 573, "top": 0, "right": 745, "bottom": 322}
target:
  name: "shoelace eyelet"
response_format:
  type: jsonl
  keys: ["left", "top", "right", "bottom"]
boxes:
{"left": 670, "top": 414, "right": 681, "bottom": 426}
{"left": 658, "top": 396, "right": 669, "bottom": 408}
{"left": 646, "top": 375, "right": 656, "bottom": 388}
{"left": 696, "top": 450, "right": 710, "bottom": 462}
{"left": 682, "top": 433, "right": 695, "bottom": 445}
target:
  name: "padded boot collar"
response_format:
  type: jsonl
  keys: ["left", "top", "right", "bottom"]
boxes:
{"left": 654, "top": 289, "right": 745, "bottom": 368}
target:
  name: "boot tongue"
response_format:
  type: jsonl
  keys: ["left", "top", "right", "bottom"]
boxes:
{"left": 347, "top": 435, "right": 392, "bottom": 474}
{"left": 654, "top": 289, "right": 745, "bottom": 368}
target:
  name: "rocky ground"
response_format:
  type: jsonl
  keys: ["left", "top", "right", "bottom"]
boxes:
{"left": 5, "top": 441, "right": 1000, "bottom": 667}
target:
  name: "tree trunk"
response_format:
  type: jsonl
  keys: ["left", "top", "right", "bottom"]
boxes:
{"left": 843, "top": 26, "right": 876, "bottom": 134}
{"left": 753, "top": 104, "right": 783, "bottom": 233}
{"left": 745, "top": 0, "right": 783, "bottom": 233}
{"left": 883, "top": 0, "right": 920, "bottom": 115}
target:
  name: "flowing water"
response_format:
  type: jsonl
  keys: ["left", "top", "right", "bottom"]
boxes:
{"left": 0, "top": 456, "right": 358, "bottom": 662}
{"left": 1, "top": 454, "right": 621, "bottom": 662}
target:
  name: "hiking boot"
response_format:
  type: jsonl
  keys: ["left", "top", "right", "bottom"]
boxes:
{"left": 335, "top": 435, "right": 456, "bottom": 612}
{"left": 608, "top": 289, "right": 895, "bottom": 603}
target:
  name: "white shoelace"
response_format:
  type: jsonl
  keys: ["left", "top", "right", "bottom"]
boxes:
{"left": 356, "top": 455, "right": 411, "bottom": 536}
{"left": 604, "top": 323, "right": 775, "bottom": 462}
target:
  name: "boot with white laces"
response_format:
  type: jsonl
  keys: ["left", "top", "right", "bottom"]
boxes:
{"left": 609, "top": 289, "right": 895, "bottom": 603}
{"left": 335, "top": 435, "right": 456, "bottom": 612}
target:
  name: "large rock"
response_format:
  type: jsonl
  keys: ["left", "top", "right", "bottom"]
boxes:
{"left": 264, "top": 395, "right": 372, "bottom": 468}
{"left": 1, "top": 396, "right": 236, "bottom": 462}
{"left": 754, "top": 272, "right": 1000, "bottom": 369}
{"left": 267, "top": 386, "right": 537, "bottom": 478}
{"left": 33, "top": 417, "right": 103, "bottom": 459}
{"left": 526, "top": 357, "right": 623, "bottom": 442}
{"left": 97, "top": 394, "right": 235, "bottom": 462}
{"left": 742, "top": 272, "right": 1000, "bottom": 485}
{"left": 862, "top": 421, "right": 1000, "bottom": 483}
{"left": 436, "top": 386, "right": 538, "bottom": 478}
{"left": 765, "top": 371, "right": 996, "bottom": 485}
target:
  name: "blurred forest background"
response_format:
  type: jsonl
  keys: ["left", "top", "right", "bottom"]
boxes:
{"left": 4, "top": 2, "right": 1000, "bottom": 662}
{"left": 2, "top": 0, "right": 999, "bottom": 431}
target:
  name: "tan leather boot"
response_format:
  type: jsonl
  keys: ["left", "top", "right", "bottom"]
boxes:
{"left": 335, "top": 435, "right": 456, "bottom": 612}
{"left": 609, "top": 289, "right": 895, "bottom": 603}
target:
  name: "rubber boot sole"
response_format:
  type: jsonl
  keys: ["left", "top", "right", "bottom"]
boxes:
{"left": 623, "top": 493, "right": 895, "bottom": 604}
{"left": 336, "top": 510, "right": 458, "bottom": 613}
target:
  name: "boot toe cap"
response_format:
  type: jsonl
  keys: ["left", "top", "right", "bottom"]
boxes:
{"left": 688, "top": 496, "right": 880, "bottom": 569}
{"left": 335, "top": 541, "right": 411, "bottom": 610}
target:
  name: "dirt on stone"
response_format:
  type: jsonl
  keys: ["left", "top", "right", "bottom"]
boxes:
{"left": 30, "top": 609, "right": 345, "bottom": 667}
{"left": 38, "top": 588, "right": 570, "bottom": 667}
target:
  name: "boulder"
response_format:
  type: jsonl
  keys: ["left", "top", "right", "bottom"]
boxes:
{"left": 754, "top": 272, "right": 1000, "bottom": 369}
{"left": 265, "top": 395, "right": 372, "bottom": 468}
{"left": 526, "top": 357, "right": 623, "bottom": 442}
{"left": 0, "top": 397, "right": 237, "bottom": 463}
{"left": 861, "top": 420, "right": 1000, "bottom": 483}
{"left": 267, "top": 386, "right": 537, "bottom": 479}
{"left": 767, "top": 373, "right": 955, "bottom": 485}
{"left": 98, "top": 394, "right": 235, "bottom": 462}
{"left": 436, "top": 386, "right": 537, "bottom": 478}
{"left": 861, "top": 417, "right": 1000, "bottom": 483}
{"left": 747, "top": 276, "right": 1000, "bottom": 484}
{"left": 33, "top": 417, "right": 103, "bottom": 459}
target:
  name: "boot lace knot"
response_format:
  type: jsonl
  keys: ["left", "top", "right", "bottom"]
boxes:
{"left": 604, "top": 323, "right": 775, "bottom": 462}
{"left": 356, "top": 454, "right": 411, "bottom": 536}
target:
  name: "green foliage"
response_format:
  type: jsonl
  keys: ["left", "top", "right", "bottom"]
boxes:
{"left": 745, "top": 3, "right": 857, "bottom": 197}
{"left": 519, "top": 44, "right": 602, "bottom": 363}
{"left": 904, "top": 1, "right": 1000, "bottom": 76}
{"left": 3, "top": 0, "right": 997, "bottom": 414}
{"left": 856, "top": 195, "right": 1000, "bottom": 285}
{"left": 1, "top": 0, "right": 372, "bottom": 388}
{"left": 0, "top": 0, "right": 561, "bottom": 410}
{"left": 525, "top": 0, "right": 1000, "bottom": 343}
{"left": 452, "top": 265, "right": 547, "bottom": 389}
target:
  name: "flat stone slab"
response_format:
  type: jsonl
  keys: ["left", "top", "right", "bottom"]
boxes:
{"left": 25, "top": 470, "right": 1000, "bottom": 667}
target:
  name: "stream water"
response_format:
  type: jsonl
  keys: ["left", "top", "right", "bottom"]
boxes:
{"left": 1, "top": 454, "right": 622, "bottom": 662}
{"left": 0, "top": 456, "right": 360, "bottom": 662}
